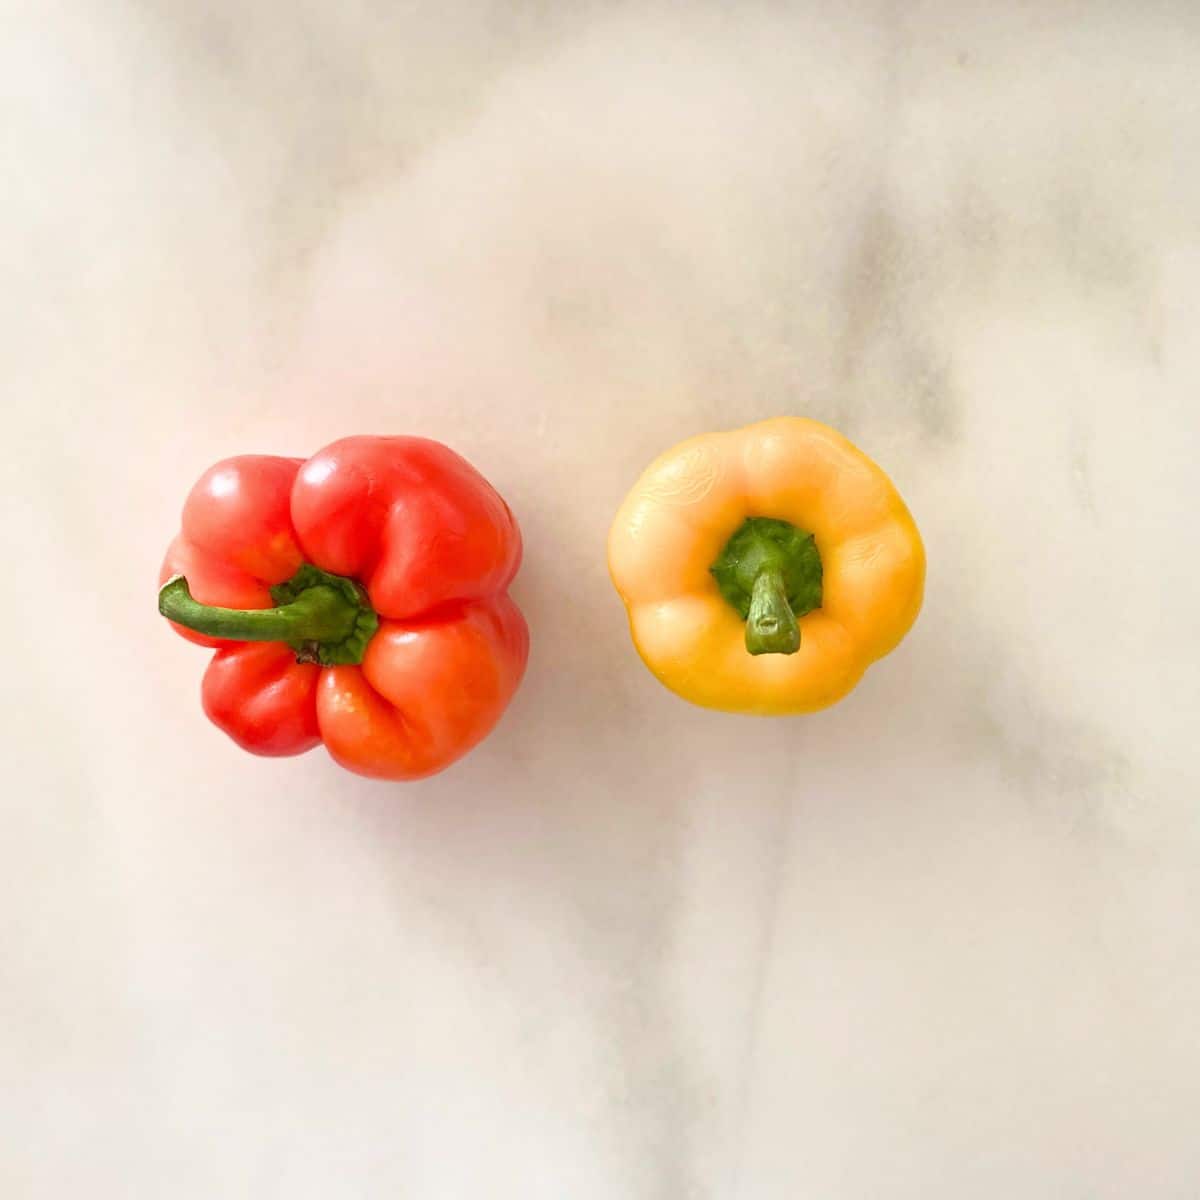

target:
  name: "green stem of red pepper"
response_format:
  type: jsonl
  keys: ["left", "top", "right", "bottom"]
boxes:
{"left": 158, "top": 564, "right": 379, "bottom": 665}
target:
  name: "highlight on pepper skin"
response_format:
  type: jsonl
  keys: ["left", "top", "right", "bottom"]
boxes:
{"left": 157, "top": 436, "right": 529, "bottom": 781}
{"left": 606, "top": 417, "right": 925, "bottom": 716}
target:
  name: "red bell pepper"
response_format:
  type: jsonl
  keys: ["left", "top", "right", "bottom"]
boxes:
{"left": 158, "top": 436, "right": 528, "bottom": 780}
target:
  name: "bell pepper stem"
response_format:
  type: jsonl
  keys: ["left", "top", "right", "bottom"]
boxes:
{"left": 710, "top": 517, "right": 820, "bottom": 657}
{"left": 159, "top": 576, "right": 358, "bottom": 646}
{"left": 159, "top": 564, "right": 379, "bottom": 665}
{"left": 745, "top": 566, "right": 801, "bottom": 656}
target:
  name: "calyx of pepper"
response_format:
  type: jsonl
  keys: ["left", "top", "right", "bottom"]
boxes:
{"left": 158, "top": 563, "right": 379, "bottom": 666}
{"left": 710, "top": 517, "right": 823, "bottom": 655}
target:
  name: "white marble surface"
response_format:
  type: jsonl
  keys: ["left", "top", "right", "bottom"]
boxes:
{"left": 4, "top": 2, "right": 1200, "bottom": 1196}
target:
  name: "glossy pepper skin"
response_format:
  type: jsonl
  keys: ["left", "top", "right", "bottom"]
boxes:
{"left": 607, "top": 417, "right": 924, "bottom": 715}
{"left": 159, "top": 437, "right": 528, "bottom": 779}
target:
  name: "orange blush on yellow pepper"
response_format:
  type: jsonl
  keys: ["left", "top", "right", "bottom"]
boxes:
{"left": 607, "top": 417, "right": 925, "bottom": 715}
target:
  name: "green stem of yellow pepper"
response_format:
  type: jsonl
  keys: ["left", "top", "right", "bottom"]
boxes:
{"left": 710, "top": 517, "right": 823, "bottom": 657}
{"left": 745, "top": 566, "right": 801, "bottom": 655}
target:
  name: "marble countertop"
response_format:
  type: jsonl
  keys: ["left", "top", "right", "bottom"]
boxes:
{"left": 4, "top": 2, "right": 1199, "bottom": 1196}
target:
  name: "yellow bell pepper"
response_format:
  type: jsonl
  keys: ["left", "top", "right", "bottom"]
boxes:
{"left": 607, "top": 417, "right": 925, "bottom": 715}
